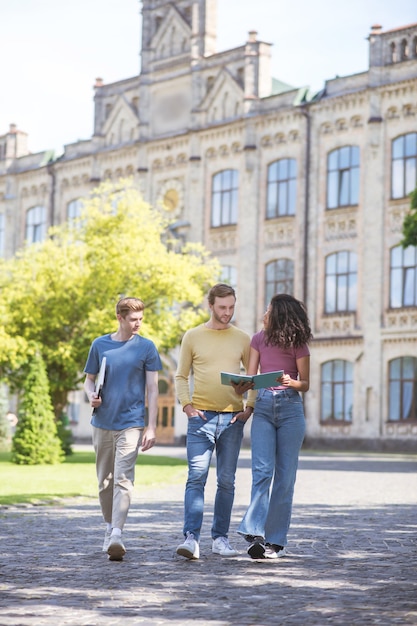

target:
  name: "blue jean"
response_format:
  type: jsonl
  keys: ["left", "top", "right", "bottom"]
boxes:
{"left": 183, "top": 411, "right": 244, "bottom": 541}
{"left": 238, "top": 388, "right": 305, "bottom": 546}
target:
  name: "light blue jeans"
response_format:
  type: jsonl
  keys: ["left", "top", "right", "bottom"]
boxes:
{"left": 183, "top": 411, "right": 244, "bottom": 541}
{"left": 238, "top": 388, "right": 305, "bottom": 546}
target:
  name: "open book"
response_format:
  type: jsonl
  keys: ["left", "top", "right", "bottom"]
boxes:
{"left": 220, "top": 370, "right": 284, "bottom": 390}
{"left": 95, "top": 357, "right": 107, "bottom": 397}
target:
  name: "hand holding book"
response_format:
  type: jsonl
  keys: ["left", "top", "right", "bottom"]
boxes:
{"left": 95, "top": 357, "right": 107, "bottom": 398}
{"left": 220, "top": 370, "right": 284, "bottom": 390}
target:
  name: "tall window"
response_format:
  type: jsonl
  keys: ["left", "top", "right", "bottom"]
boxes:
{"left": 327, "top": 146, "right": 360, "bottom": 209}
{"left": 211, "top": 170, "right": 238, "bottom": 227}
{"left": 25, "top": 205, "right": 46, "bottom": 244}
{"left": 67, "top": 198, "right": 83, "bottom": 222}
{"left": 391, "top": 133, "right": 417, "bottom": 199}
{"left": 0, "top": 213, "right": 4, "bottom": 257}
{"left": 221, "top": 265, "right": 237, "bottom": 289}
{"left": 321, "top": 360, "right": 353, "bottom": 422}
{"left": 325, "top": 251, "right": 357, "bottom": 313}
{"left": 389, "top": 357, "right": 417, "bottom": 421}
{"left": 265, "top": 259, "right": 294, "bottom": 306}
{"left": 390, "top": 244, "right": 417, "bottom": 307}
{"left": 266, "top": 158, "right": 297, "bottom": 218}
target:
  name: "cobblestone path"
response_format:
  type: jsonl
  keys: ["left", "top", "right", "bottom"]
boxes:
{"left": 1, "top": 450, "right": 416, "bottom": 625}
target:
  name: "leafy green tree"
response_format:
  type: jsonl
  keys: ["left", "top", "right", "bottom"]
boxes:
{"left": 56, "top": 412, "right": 74, "bottom": 456}
{"left": 402, "top": 187, "right": 417, "bottom": 247}
{"left": 0, "top": 180, "right": 220, "bottom": 416}
{"left": 12, "top": 351, "right": 64, "bottom": 465}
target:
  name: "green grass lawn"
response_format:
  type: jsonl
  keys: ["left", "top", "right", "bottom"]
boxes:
{"left": 0, "top": 450, "right": 187, "bottom": 507}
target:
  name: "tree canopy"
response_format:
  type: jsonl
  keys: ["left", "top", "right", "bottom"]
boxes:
{"left": 0, "top": 180, "right": 220, "bottom": 415}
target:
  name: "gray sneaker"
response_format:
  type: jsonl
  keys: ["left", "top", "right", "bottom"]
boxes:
{"left": 107, "top": 535, "right": 126, "bottom": 561}
{"left": 176, "top": 532, "right": 199, "bottom": 560}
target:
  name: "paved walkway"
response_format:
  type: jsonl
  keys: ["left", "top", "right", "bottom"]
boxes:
{"left": 0, "top": 447, "right": 416, "bottom": 626}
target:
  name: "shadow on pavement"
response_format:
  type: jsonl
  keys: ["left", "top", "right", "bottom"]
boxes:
{"left": 0, "top": 496, "right": 416, "bottom": 625}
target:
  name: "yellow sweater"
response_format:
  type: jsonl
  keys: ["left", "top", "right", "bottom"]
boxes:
{"left": 175, "top": 324, "right": 257, "bottom": 412}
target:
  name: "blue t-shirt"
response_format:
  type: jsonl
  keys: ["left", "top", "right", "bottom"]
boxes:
{"left": 84, "top": 333, "right": 162, "bottom": 430}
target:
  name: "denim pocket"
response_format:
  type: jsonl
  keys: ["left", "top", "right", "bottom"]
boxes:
{"left": 286, "top": 390, "right": 302, "bottom": 403}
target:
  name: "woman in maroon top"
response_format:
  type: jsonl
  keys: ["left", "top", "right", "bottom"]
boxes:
{"left": 237, "top": 294, "right": 312, "bottom": 559}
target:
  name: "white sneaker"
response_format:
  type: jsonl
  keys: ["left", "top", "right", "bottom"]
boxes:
{"left": 176, "top": 532, "right": 199, "bottom": 560}
{"left": 107, "top": 535, "right": 126, "bottom": 561}
{"left": 102, "top": 530, "right": 112, "bottom": 552}
{"left": 264, "top": 543, "right": 286, "bottom": 559}
{"left": 212, "top": 536, "right": 239, "bottom": 557}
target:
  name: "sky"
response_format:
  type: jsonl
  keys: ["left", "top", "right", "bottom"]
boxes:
{"left": 1, "top": 0, "right": 416, "bottom": 155}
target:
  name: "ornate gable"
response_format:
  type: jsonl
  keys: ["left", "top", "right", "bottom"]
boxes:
{"left": 102, "top": 95, "right": 139, "bottom": 146}
{"left": 199, "top": 69, "right": 244, "bottom": 123}
{"left": 150, "top": 5, "right": 191, "bottom": 62}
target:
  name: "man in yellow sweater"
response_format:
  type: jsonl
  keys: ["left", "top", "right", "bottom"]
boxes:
{"left": 175, "top": 283, "right": 256, "bottom": 559}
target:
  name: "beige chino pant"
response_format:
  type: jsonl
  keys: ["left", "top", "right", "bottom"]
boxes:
{"left": 92, "top": 426, "right": 143, "bottom": 530}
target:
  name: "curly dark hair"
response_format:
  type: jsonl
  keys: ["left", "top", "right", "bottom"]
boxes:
{"left": 264, "top": 294, "right": 312, "bottom": 348}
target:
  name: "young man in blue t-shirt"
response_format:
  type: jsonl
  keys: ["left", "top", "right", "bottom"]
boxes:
{"left": 84, "top": 297, "right": 162, "bottom": 561}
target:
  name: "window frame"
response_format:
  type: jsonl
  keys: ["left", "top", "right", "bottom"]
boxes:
{"left": 324, "top": 251, "right": 358, "bottom": 314}
{"left": 390, "top": 244, "right": 417, "bottom": 308}
{"left": 264, "top": 258, "right": 294, "bottom": 307}
{"left": 211, "top": 169, "right": 239, "bottom": 228}
{"left": 266, "top": 158, "right": 297, "bottom": 218}
{"left": 321, "top": 359, "right": 353, "bottom": 423}
{"left": 326, "top": 146, "right": 360, "bottom": 209}
{"left": 391, "top": 133, "right": 417, "bottom": 199}
{"left": 220, "top": 265, "right": 237, "bottom": 290}
{"left": 25, "top": 205, "right": 47, "bottom": 244}
{"left": 67, "top": 198, "right": 83, "bottom": 222}
{"left": 388, "top": 357, "right": 417, "bottom": 421}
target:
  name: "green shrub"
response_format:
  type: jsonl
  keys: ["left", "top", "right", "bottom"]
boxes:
{"left": 12, "top": 352, "right": 64, "bottom": 465}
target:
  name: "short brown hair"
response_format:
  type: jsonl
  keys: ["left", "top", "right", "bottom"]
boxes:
{"left": 207, "top": 283, "right": 236, "bottom": 305}
{"left": 116, "top": 297, "right": 145, "bottom": 318}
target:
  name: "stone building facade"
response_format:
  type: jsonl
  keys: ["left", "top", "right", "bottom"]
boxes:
{"left": 1, "top": 1, "right": 416, "bottom": 448}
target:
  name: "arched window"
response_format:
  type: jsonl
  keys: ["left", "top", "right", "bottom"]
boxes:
{"left": 390, "top": 245, "right": 417, "bottom": 308}
{"left": 206, "top": 76, "right": 215, "bottom": 93}
{"left": 265, "top": 259, "right": 294, "bottom": 307}
{"left": 67, "top": 198, "right": 83, "bottom": 222}
{"left": 266, "top": 158, "right": 297, "bottom": 218}
{"left": 211, "top": 170, "right": 238, "bottom": 227}
{"left": 389, "top": 357, "right": 417, "bottom": 421}
{"left": 321, "top": 360, "right": 353, "bottom": 422}
{"left": 327, "top": 146, "right": 360, "bottom": 209}
{"left": 390, "top": 42, "right": 397, "bottom": 63}
{"left": 221, "top": 265, "right": 237, "bottom": 289}
{"left": 401, "top": 38, "right": 409, "bottom": 60}
{"left": 25, "top": 205, "right": 46, "bottom": 244}
{"left": 391, "top": 133, "right": 417, "bottom": 199}
{"left": 325, "top": 251, "right": 357, "bottom": 313}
